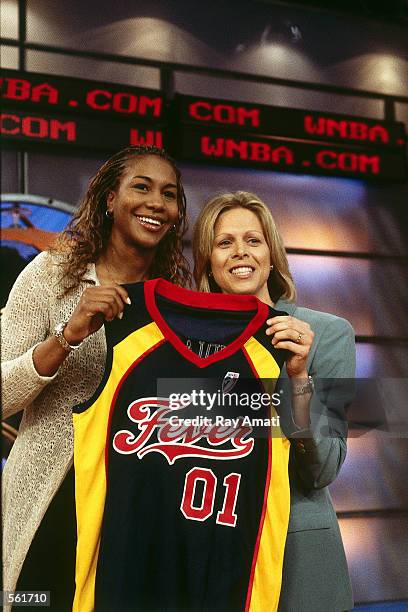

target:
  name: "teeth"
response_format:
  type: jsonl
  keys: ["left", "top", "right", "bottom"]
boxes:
{"left": 137, "top": 216, "right": 162, "bottom": 226}
{"left": 231, "top": 267, "right": 253, "bottom": 275}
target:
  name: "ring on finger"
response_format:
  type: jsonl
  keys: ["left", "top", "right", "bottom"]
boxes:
{"left": 296, "top": 333, "right": 303, "bottom": 344}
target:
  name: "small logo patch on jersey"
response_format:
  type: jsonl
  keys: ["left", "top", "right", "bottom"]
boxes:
{"left": 222, "top": 372, "right": 240, "bottom": 394}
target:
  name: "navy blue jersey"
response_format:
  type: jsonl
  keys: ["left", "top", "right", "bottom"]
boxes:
{"left": 73, "top": 279, "right": 290, "bottom": 612}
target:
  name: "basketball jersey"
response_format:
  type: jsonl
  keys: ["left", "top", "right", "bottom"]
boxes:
{"left": 73, "top": 278, "right": 291, "bottom": 612}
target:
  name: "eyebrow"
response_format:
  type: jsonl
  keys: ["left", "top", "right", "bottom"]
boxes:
{"left": 215, "top": 229, "right": 264, "bottom": 237}
{"left": 132, "top": 175, "right": 177, "bottom": 189}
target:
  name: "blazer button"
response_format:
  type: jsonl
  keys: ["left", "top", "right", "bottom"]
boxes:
{"left": 296, "top": 441, "right": 306, "bottom": 454}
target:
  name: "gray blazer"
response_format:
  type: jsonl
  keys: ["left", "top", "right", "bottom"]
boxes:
{"left": 274, "top": 299, "right": 355, "bottom": 612}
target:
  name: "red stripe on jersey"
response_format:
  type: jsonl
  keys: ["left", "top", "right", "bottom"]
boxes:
{"left": 144, "top": 278, "right": 270, "bottom": 368}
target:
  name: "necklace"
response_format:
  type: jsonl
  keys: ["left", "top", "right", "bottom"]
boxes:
{"left": 96, "top": 260, "right": 147, "bottom": 285}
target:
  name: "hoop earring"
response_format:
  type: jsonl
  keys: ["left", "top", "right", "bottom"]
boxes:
{"left": 270, "top": 265, "right": 274, "bottom": 271}
{"left": 106, "top": 209, "right": 113, "bottom": 219}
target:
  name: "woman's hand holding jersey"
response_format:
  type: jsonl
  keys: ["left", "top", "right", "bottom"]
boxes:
{"left": 266, "top": 314, "right": 314, "bottom": 379}
{"left": 31, "top": 285, "right": 130, "bottom": 377}
{"left": 64, "top": 285, "right": 130, "bottom": 345}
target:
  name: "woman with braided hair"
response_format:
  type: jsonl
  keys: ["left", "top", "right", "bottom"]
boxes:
{"left": 2, "top": 145, "right": 190, "bottom": 611}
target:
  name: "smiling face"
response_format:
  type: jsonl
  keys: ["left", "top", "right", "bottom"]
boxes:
{"left": 210, "top": 207, "right": 273, "bottom": 304}
{"left": 106, "top": 155, "right": 179, "bottom": 251}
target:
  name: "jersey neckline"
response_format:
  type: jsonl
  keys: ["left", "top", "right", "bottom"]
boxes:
{"left": 144, "top": 278, "right": 269, "bottom": 368}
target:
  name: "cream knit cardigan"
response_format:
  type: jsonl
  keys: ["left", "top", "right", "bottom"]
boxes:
{"left": 2, "top": 251, "right": 106, "bottom": 605}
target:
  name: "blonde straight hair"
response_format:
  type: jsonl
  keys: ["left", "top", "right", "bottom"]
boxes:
{"left": 192, "top": 191, "right": 296, "bottom": 302}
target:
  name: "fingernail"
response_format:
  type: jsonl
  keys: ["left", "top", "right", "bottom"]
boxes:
{"left": 118, "top": 312, "right": 123, "bottom": 319}
{"left": 126, "top": 297, "right": 131, "bottom": 305}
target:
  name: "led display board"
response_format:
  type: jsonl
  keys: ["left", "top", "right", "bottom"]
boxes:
{"left": 175, "top": 126, "right": 406, "bottom": 181}
{"left": 174, "top": 94, "right": 406, "bottom": 149}
{"left": 0, "top": 109, "right": 165, "bottom": 151}
{"left": 1, "top": 70, "right": 406, "bottom": 181}
{"left": 0, "top": 69, "right": 164, "bottom": 121}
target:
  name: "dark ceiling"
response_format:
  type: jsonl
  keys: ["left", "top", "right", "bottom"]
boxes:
{"left": 255, "top": 0, "right": 408, "bottom": 24}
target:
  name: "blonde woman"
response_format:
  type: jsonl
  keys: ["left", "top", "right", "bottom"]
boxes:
{"left": 193, "top": 191, "right": 354, "bottom": 612}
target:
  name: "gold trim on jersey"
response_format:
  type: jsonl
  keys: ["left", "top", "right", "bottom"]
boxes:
{"left": 73, "top": 322, "right": 164, "bottom": 612}
{"left": 243, "top": 336, "right": 291, "bottom": 612}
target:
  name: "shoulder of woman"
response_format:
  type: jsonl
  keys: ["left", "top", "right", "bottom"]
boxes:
{"left": 291, "top": 304, "right": 355, "bottom": 338}
{"left": 11, "top": 250, "right": 51, "bottom": 281}
{"left": 9, "top": 250, "right": 68, "bottom": 295}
